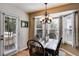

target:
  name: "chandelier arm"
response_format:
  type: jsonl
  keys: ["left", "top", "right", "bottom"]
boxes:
{"left": 45, "top": 3, "right": 47, "bottom": 16}
{"left": 41, "top": 3, "right": 52, "bottom": 24}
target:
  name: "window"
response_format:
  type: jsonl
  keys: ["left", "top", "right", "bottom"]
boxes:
{"left": 48, "top": 18, "right": 60, "bottom": 39}
{"left": 35, "top": 18, "right": 43, "bottom": 38}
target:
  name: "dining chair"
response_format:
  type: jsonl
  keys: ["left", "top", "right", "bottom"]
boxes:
{"left": 27, "top": 39, "right": 49, "bottom": 56}
{"left": 55, "top": 37, "right": 62, "bottom": 55}
{"left": 36, "top": 34, "right": 40, "bottom": 38}
{"left": 35, "top": 34, "right": 40, "bottom": 40}
{"left": 48, "top": 33, "right": 56, "bottom": 39}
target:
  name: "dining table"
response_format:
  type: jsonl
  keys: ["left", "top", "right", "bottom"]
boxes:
{"left": 38, "top": 38, "right": 59, "bottom": 51}
{"left": 36, "top": 38, "right": 60, "bottom": 56}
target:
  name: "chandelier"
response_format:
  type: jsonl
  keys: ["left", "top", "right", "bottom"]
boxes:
{"left": 40, "top": 3, "right": 52, "bottom": 24}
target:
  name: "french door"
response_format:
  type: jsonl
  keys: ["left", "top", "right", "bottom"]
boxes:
{"left": 62, "top": 13, "right": 76, "bottom": 47}
{"left": 0, "top": 13, "right": 18, "bottom": 55}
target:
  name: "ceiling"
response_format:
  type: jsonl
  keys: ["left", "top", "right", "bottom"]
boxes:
{"left": 11, "top": 3, "right": 67, "bottom": 13}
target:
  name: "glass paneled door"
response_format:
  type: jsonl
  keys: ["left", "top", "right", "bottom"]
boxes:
{"left": 3, "top": 14, "right": 18, "bottom": 55}
{"left": 62, "top": 13, "right": 75, "bottom": 47}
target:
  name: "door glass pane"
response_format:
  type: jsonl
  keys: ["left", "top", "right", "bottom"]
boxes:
{"left": 62, "top": 14, "right": 73, "bottom": 45}
{"left": 4, "top": 16, "right": 16, "bottom": 53}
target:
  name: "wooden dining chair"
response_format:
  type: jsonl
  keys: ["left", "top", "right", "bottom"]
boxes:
{"left": 27, "top": 40, "right": 49, "bottom": 56}
{"left": 48, "top": 33, "right": 56, "bottom": 39}
{"left": 54, "top": 37, "right": 62, "bottom": 55}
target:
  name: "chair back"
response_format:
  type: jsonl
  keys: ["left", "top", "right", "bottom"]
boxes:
{"left": 48, "top": 33, "right": 56, "bottom": 39}
{"left": 56, "top": 37, "right": 62, "bottom": 51}
{"left": 27, "top": 40, "right": 44, "bottom": 56}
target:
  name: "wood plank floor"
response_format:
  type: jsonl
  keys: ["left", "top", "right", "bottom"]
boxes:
{"left": 15, "top": 49, "right": 71, "bottom": 56}
{"left": 15, "top": 44, "right": 79, "bottom": 56}
{"left": 15, "top": 49, "right": 70, "bottom": 56}
{"left": 61, "top": 43, "right": 79, "bottom": 56}
{"left": 16, "top": 50, "right": 29, "bottom": 56}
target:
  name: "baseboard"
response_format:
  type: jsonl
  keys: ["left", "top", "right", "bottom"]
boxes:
{"left": 4, "top": 50, "right": 18, "bottom": 56}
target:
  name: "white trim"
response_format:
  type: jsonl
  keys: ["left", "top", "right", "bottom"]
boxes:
{"left": 64, "top": 41, "right": 72, "bottom": 45}
{"left": 1, "top": 12, "right": 19, "bottom": 55}
{"left": 0, "top": 11, "right": 19, "bottom": 19}
{"left": 4, "top": 49, "right": 17, "bottom": 55}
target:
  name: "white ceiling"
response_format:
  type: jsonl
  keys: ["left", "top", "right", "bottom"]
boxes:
{"left": 11, "top": 3, "right": 67, "bottom": 13}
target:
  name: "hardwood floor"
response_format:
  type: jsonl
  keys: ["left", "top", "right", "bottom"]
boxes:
{"left": 15, "top": 49, "right": 71, "bottom": 56}
{"left": 15, "top": 44, "right": 79, "bottom": 56}
{"left": 15, "top": 49, "right": 70, "bottom": 56}
{"left": 16, "top": 50, "right": 29, "bottom": 56}
{"left": 61, "top": 43, "right": 79, "bottom": 56}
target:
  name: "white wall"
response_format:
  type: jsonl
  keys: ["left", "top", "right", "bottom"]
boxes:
{"left": 0, "top": 3, "right": 29, "bottom": 51}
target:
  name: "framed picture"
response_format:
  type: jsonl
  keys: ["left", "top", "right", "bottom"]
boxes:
{"left": 21, "top": 20, "right": 28, "bottom": 28}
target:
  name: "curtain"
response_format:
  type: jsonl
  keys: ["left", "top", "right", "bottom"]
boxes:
{"left": 75, "top": 11, "right": 79, "bottom": 47}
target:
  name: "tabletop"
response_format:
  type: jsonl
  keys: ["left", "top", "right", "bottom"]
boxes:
{"left": 39, "top": 39, "right": 59, "bottom": 50}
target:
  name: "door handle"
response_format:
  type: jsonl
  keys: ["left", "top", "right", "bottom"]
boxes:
{"left": 0, "top": 38, "right": 3, "bottom": 40}
{"left": 0, "top": 35, "right": 3, "bottom": 40}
